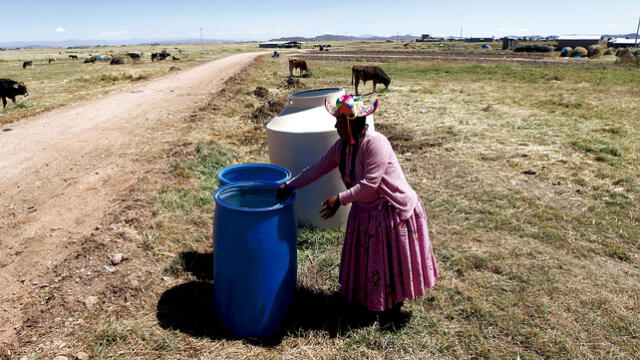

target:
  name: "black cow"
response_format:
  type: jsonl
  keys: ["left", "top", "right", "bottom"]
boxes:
{"left": 151, "top": 52, "right": 171, "bottom": 61}
{"left": 68, "top": 55, "right": 78, "bottom": 60}
{"left": 126, "top": 52, "right": 142, "bottom": 61}
{"left": 22, "top": 61, "right": 33, "bottom": 69}
{"left": 352, "top": 65, "right": 391, "bottom": 95}
{"left": 0, "top": 79, "right": 29, "bottom": 109}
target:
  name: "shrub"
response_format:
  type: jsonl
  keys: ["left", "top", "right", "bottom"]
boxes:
{"left": 603, "top": 48, "right": 614, "bottom": 56}
{"left": 110, "top": 57, "right": 126, "bottom": 65}
{"left": 560, "top": 47, "right": 573, "bottom": 57}
{"left": 587, "top": 45, "right": 602, "bottom": 58}
{"left": 573, "top": 46, "right": 588, "bottom": 57}
{"left": 615, "top": 48, "right": 638, "bottom": 64}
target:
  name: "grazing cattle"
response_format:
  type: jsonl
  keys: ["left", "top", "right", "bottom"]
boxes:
{"left": 288, "top": 58, "right": 308, "bottom": 77}
{"left": 151, "top": 52, "right": 171, "bottom": 61}
{"left": 351, "top": 65, "right": 391, "bottom": 95}
{"left": 22, "top": 61, "right": 33, "bottom": 69}
{"left": 126, "top": 52, "right": 142, "bottom": 61}
{"left": 68, "top": 55, "right": 78, "bottom": 60}
{"left": 0, "top": 79, "right": 29, "bottom": 109}
{"left": 48, "top": 58, "right": 56, "bottom": 64}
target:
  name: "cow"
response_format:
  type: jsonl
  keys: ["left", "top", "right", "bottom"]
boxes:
{"left": 48, "top": 58, "right": 56, "bottom": 64}
{"left": 22, "top": 61, "right": 33, "bottom": 69}
{"left": 126, "top": 52, "right": 141, "bottom": 61}
{"left": 351, "top": 65, "right": 391, "bottom": 95}
{"left": 151, "top": 52, "right": 171, "bottom": 61}
{"left": 0, "top": 79, "right": 29, "bottom": 109}
{"left": 68, "top": 55, "right": 78, "bottom": 60}
{"left": 288, "top": 58, "right": 308, "bottom": 77}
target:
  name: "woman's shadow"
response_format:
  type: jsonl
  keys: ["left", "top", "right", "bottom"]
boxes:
{"left": 156, "top": 251, "right": 411, "bottom": 345}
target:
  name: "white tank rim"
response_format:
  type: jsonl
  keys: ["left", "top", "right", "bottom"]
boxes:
{"left": 265, "top": 127, "right": 338, "bottom": 135}
{"left": 287, "top": 87, "right": 345, "bottom": 100}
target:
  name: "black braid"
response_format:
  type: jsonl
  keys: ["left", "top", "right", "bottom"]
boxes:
{"left": 338, "top": 117, "right": 368, "bottom": 188}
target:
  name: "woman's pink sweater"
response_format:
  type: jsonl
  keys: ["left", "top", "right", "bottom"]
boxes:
{"left": 287, "top": 128, "right": 418, "bottom": 220}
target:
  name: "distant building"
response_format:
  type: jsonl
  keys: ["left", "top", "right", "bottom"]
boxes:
{"left": 467, "top": 37, "right": 495, "bottom": 43}
{"left": 416, "top": 34, "right": 439, "bottom": 42}
{"left": 259, "top": 41, "right": 303, "bottom": 49}
{"left": 557, "top": 35, "right": 602, "bottom": 49}
{"left": 608, "top": 38, "right": 640, "bottom": 48}
{"left": 502, "top": 38, "right": 518, "bottom": 50}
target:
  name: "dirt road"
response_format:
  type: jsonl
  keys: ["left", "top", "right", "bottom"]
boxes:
{"left": 0, "top": 52, "right": 262, "bottom": 343}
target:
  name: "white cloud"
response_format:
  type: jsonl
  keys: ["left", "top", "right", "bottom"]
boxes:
{"left": 55, "top": 27, "right": 66, "bottom": 33}
{"left": 100, "top": 30, "right": 128, "bottom": 39}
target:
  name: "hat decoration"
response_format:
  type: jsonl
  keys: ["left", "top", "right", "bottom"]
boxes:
{"left": 324, "top": 95, "right": 378, "bottom": 120}
{"left": 325, "top": 95, "right": 378, "bottom": 145}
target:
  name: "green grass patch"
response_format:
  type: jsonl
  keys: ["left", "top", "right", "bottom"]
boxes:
{"left": 570, "top": 138, "right": 622, "bottom": 157}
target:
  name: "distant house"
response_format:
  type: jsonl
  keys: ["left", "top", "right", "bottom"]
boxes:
{"left": 416, "top": 34, "right": 439, "bottom": 42}
{"left": 608, "top": 38, "right": 640, "bottom": 49}
{"left": 259, "top": 41, "right": 303, "bottom": 49}
{"left": 557, "top": 35, "right": 602, "bottom": 49}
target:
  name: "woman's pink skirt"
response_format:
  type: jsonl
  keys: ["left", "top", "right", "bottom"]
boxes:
{"left": 339, "top": 199, "right": 438, "bottom": 311}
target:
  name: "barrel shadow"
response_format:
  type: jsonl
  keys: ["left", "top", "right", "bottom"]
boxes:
{"left": 157, "top": 252, "right": 411, "bottom": 345}
{"left": 178, "top": 251, "right": 213, "bottom": 281}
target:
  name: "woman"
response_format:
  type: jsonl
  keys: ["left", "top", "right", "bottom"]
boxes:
{"left": 277, "top": 94, "right": 438, "bottom": 314}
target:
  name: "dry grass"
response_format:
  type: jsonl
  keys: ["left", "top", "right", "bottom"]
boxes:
{"left": 0, "top": 42, "right": 262, "bottom": 126}
{"left": 11, "top": 49, "right": 640, "bottom": 359}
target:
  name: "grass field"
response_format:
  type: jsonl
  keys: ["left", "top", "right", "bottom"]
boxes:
{"left": 10, "top": 46, "right": 640, "bottom": 359}
{"left": 0, "top": 43, "right": 261, "bottom": 126}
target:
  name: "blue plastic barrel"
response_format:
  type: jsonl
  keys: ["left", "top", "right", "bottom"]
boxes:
{"left": 217, "top": 163, "right": 291, "bottom": 187}
{"left": 212, "top": 181, "right": 297, "bottom": 338}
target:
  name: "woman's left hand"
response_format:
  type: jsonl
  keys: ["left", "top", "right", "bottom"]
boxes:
{"left": 320, "top": 195, "right": 341, "bottom": 219}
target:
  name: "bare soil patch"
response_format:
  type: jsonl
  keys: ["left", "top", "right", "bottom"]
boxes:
{"left": 0, "top": 52, "right": 263, "bottom": 353}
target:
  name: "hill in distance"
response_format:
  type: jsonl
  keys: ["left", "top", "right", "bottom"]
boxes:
{"left": 0, "top": 38, "right": 233, "bottom": 49}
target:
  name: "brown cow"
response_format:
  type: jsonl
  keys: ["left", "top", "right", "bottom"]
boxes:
{"left": 288, "top": 58, "right": 308, "bottom": 77}
{"left": 352, "top": 65, "right": 391, "bottom": 95}
{"left": 48, "top": 58, "right": 56, "bottom": 64}
{"left": 22, "top": 61, "right": 33, "bottom": 69}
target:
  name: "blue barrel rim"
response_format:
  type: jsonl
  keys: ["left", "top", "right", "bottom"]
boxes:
{"left": 213, "top": 180, "right": 295, "bottom": 213}
{"left": 216, "top": 163, "right": 292, "bottom": 186}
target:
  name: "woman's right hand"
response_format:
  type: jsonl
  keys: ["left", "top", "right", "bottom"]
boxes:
{"left": 320, "top": 195, "right": 340, "bottom": 219}
{"left": 276, "top": 183, "right": 292, "bottom": 201}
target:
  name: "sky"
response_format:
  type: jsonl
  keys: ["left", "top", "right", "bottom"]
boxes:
{"left": 1, "top": 0, "right": 639, "bottom": 42}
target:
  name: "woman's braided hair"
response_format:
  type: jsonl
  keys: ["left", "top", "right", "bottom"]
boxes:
{"left": 338, "top": 117, "right": 368, "bottom": 187}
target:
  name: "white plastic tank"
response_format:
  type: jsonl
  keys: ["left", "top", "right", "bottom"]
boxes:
{"left": 267, "top": 88, "right": 374, "bottom": 229}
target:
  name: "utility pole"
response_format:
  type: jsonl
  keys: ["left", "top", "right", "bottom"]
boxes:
{"left": 199, "top": 27, "right": 203, "bottom": 45}
{"left": 635, "top": 17, "right": 639, "bottom": 47}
